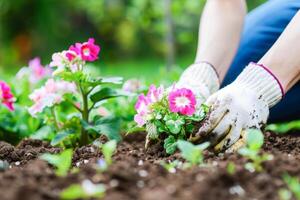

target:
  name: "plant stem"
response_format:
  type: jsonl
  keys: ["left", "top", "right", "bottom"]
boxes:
{"left": 80, "top": 84, "right": 89, "bottom": 146}
{"left": 51, "top": 107, "right": 59, "bottom": 132}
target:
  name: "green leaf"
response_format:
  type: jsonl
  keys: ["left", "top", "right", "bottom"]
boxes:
{"left": 30, "top": 126, "right": 54, "bottom": 140}
{"left": 102, "top": 140, "right": 117, "bottom": 166}
{"left": 40, "top": 149, "right": 73, "bottom": 176}
{"left": 90, "top": 88, "right": 123, "bottom": 103}
{"left": 266, "top": 120, "right": 300, "bottom": 134}
{"left": 177, "top": 141, "right": 209, "bottom": 165}
{"left": 50, "top": 129, "right": 75, "bottom": 146}
{"left": 60, "top": 181, "right": 105, "bottom": 200}
{"left": 177, "top": 140, "right": 207, "bottom": 165}
{"left": 246, "top": 129, "right": 264, "bottom": 150}
{"left": 83, "top": 116, "right": 121, "bottom": 141}
{"left": 238, "top": 148, "right": 256, "bottom": 158}
{"left": 126, "top": 125, "right": 145, "bottom": 135}
{"left": 166, "top": 119, "right": 184, "bottom": 134}
{"left": 283, "top": 174, "right": 300, "bottom": 200}
{"left": 226, "top": 162, "right": 236, "bottom": 175}
{"left": 60, "top": 184, "right": 86, "bottom": 200}
{"left": 164, "top": 136, "right": 177, "bottom": 154}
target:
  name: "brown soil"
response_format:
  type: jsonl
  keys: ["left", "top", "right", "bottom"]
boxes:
{"left": 0, "top": 132, "right": 300, "bottom": 200}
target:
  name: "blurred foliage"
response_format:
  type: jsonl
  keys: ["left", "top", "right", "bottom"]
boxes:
{"left": 0, "top": 0, "right": 266, "bottom": 69}
{"left": 267, "top": 120, "right": 300, "bottom": 134}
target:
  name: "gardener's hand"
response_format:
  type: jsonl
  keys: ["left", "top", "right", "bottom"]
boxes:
{"left": 196, "top": 63, "right": 284, "bottom": 152}
{"left": 176, "top": 62, "right": 220, "bottom": 104}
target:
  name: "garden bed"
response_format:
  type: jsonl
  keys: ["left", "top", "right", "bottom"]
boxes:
{"left": 0, "top": 131, "right": 300, "bottom": 200}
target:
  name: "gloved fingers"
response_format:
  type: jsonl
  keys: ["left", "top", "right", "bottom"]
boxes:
{"left": 195, "top": 100, "right": 229, "bottom": 138}
{"left": 224, "top": 129, "right": 247, "bottom": 153}
{"left": 213, "top": 123, "right": 242, "bottom": 153}
{"left": 205, "top": 114, "right": 233, "bottom": 147}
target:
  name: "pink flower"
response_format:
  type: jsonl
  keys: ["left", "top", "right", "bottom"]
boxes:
{"left": 147, "top": 85, "right": 164, "bottom": 102}
{"left": 0, "top": 81, "right": 15, "bottom": 111}
{"left": 135, "top": 94, "right": 150, "bottom": 115}
{"left": 134, "top": 85, "right": 164, "bottom": 127}
{"left": 29, "top": 79, "right": 76, "bottom": 116}
{"left": 65, "top": 50, "right": 78, "bottom": 62}
{"left": 69, "top": 38, "right": 100, "bottom": 62}
{"left": 168, "top": 88, "right": 196, "bottom": 116}
{"left": 17, "top": 57, "right": 51, "bottom": 84}
{"left": 50, "top": 52, "right": 65, "bottom": 68}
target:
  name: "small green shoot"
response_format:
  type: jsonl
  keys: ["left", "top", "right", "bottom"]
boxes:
{"left": 280, "top": 174, "right": 300, "bottom": 200}
{"left": 226, "top": 162, "right": 236, "bottom": 175}
{"left": 267, "top": 120, "right": 300, "bottom": 134}
{"left": 177, "top": 140, "right": 209, "bottom": 167}
{"left": 160, "top": 160, "right": 181, "bottom": 173}
{"left": 238, "top": 129, "right": 273, "bottom": 172}
{"left": 40, "top": 149, "right": 73, "bottom": 176}
{"left": 97, "top": 140, "right": 117, "bottom": 171}
{"left": 60, "top": 179, "right": 105, "bottom": 200}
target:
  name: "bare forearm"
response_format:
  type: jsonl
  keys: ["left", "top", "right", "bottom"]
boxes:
{"left": 259, "top": 11, "right": 300, "bottom": 92}
{"left": 195, "top": 0, "right": 247, "bottom": 81}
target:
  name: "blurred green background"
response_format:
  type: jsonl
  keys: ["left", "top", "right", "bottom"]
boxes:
{"left": 0, "top": 0, "right": 266, "bottom": 79}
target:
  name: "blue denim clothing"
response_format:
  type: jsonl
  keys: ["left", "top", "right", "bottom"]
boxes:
{"left": 222, "top": 0, "right": 300, "bottom": 123}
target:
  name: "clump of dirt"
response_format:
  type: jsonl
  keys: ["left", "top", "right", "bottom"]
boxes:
{"left": 0, "top": 132, "right": 300, "bottom": 200}
{"left": 0, "top": 139, "right": 60, "bottom": 164}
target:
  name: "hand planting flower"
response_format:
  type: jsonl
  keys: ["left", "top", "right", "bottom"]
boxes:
{"left": 29, "top": 38, "right": 123, "bottom": 147}
{"left": 0, "top": 81, "right": 15, "bottom": 111}
{"left": 134, "top": 84, "right": 208, "bottom": 154}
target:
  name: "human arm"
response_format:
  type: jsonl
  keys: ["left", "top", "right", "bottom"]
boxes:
{"left": 177, "top": 0, "right": 247, "bottom": 100}
{"left": 196, "top": 11, "right": 300, "bottom": 152}
{"left": 195, "top": 0, "right": 247, "bottom": 81}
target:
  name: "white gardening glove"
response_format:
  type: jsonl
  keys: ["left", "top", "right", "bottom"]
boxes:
{"left": 176, "top": 62, "right": 220, "bottom": 104}
{"left": 196, "top": 62, "right": 284, "bottom": 152}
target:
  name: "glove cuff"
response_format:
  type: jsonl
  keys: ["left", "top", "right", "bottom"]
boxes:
{"left": 234, "top": 62, "right": 284, "bottom": 108}
{"left": 178, "top": 62, "right": 220, "bottom": 96}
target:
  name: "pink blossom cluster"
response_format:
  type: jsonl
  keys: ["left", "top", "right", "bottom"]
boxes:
{"left": 134, "top": 85, "right": 164, "bottom": 127}
{"left": 50, "top": 38, "right": 100, "bottom": 74}
{"left": 28, "top": 79, "right": 76, "bottom": 116}
{"left": 17, "top": 57, "right": 52, "bottom": 84}
{"left": 168, "top": 88, "right": 196, "bottom": 115}
{"left": 134, "top": 85, "right": 197, "bottom": 127}
{"left": 0, "top": 81, "right": 15, "bottom": 111}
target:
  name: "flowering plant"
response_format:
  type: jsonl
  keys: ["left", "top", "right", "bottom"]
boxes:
{"left": 134, "top": 84, "right": 208, "bottom": 154}
{"left": 29, "top": 38, "right": 123, "bottom": 147}
{"left": 0, "top": 81, "right": 15, "bottom": 111}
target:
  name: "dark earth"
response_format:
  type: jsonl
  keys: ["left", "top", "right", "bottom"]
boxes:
{"left": 0, "top": 131, "right": 300, "bottom": 200}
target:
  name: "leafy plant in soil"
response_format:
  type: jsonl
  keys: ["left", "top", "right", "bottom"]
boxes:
{"left": 134, "top": 84, "right": 208, "bottom": 154}
{"left": 40, "top": 149, "right": 73, "bottom": 176}
{"left": 278, "top": 174, "right": 300, "bottom": 200}
{"left": 60, "top": 179, "right": 105, "bottom": 200}
{"left": 177, "top": 140, "right": 209, "bottom": 167}
{"left": 0, "top": 57, "right": 56, "bottom": 144}
{"left": 28, "top": 38, "right": 124, "bottom": 147}
{"left": 97, "top": 140, "right": 117, "bottom": 171}
{"left": 238, "top": 129, "right": 273, "bottom": 172}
